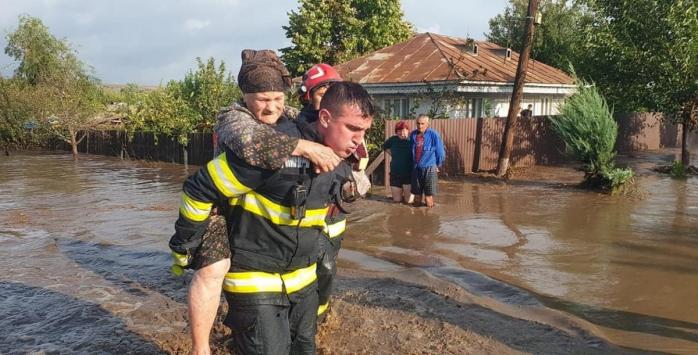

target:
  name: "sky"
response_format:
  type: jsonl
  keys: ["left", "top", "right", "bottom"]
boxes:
{"left": 0, "top": 0, "right": 509, "bottom": 85}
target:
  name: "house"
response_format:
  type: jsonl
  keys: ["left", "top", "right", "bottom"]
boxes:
{"left": 335, "top": 32, "right": 575, "bottom": 119}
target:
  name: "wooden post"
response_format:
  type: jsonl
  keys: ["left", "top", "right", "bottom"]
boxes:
{"left": 681, "top": 110, "right": 691, "bottom": 167}
{"left": 183, "top": 145, "right": 188, "bottom": 167}
{"left": 496, "top": 0, "right": 539, "bottom": 177}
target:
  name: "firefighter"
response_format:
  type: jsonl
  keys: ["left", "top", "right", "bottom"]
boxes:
{"left": 298, "top": 64, "right": 370, "bottom": 171}
{"left": 297, "top": 64, "right": 369, "bottom": 320}
{"left": 180, "top": 52, "right": 346, "bottom": 355}
{"left": 170, "top": 50, "right": 375, "bottom": 354}
{"left": 212, "top": 63, "right": 369, "bottom": 325}
{"left": 297, "top": 63, "right": 342, "bottom": 123}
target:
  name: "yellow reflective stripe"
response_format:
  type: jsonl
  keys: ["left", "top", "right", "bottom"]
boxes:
{"left": 281, "top": 263, "right": 317, "bottom": 293}
{"left": 223, "top": 271, "right": 283, "bottom": 293}
{"left": 179, "top": 193, "right": 212, "bottom": 222}
{"left": 223, "top": 263, "right": 317, "bottom": 294}
{"left": 171, "top": 252, "right": 189, "bottom": 267}
{"left": 323, "top": 219, "right": 346, "bottom": 238}
{"left": 229, "top": 192, "right": 328, "bottom": 228}
{"left": 358, "top": 156, "right": 369, "bottom": 171}
{"left": 317, "top": 302, "right": 329, "bottom": 316}
{"left": 206, "top": 153, "right": 250, "bottom": 197}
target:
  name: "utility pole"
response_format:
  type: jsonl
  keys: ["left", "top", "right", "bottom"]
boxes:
{"left": 496, "top": 0, "right": 539, "bottom": 177}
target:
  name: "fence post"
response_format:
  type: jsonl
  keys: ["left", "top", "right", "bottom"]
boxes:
{"left": 183, "top": 145, "right": 188, "bottom": 167}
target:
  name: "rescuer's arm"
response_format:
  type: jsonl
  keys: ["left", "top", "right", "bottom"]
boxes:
{"left": 169, "top": 150, "right": 269, "bottom": 270}
{"left": 215, "top": 104, "right": 341, "bottom": 172}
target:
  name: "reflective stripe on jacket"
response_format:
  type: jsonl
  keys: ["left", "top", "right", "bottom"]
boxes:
{"left": 224, "top": 263, "right": 317, "bottom": 294}
{"left": 172, "top": 119, "right": 353, "bottom": 274}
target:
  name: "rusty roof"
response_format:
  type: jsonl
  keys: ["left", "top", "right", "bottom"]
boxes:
{"left": 336, "top": 32, "right": 573, "bottom": 86}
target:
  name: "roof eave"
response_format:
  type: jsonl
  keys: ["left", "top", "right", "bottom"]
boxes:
{"left": 360, "top": 81, "right": 576, "bottom": 95}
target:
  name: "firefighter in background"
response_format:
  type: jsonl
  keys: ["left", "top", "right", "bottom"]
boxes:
{"left": 298, "top": 63, "right": 370, "bottom": 171}
{"left": 298, "top": 63, "right": 369, "bottom": 319}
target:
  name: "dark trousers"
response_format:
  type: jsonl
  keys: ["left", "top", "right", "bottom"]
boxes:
{"left": 411, "top": 166, "right": 438, "bottom": 196}
{"left": 317, "top": 235, "right": 341, "bottom": 309}
{"left": 224, "top": 284, "right": 319, "bottom": 355}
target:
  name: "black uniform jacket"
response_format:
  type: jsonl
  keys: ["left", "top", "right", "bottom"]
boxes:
{"left": 171, "top": 118, "right": 351, "bottom": 274}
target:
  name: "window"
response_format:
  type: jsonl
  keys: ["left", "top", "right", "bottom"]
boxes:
{"left": 384, "top": 98, "right": 410, "bottom": 118}
{"left": 450, "top": 98, "right": 484, "bottom": 118}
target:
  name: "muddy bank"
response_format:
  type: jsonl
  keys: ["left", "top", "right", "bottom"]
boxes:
{"left": 314, "top": 268, "right": 644, "bottom": 355}
{"left": 199, "top": 266, "right": 636, "bottom": 355}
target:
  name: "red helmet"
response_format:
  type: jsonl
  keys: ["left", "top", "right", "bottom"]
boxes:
{"left": 300, "top": 63, "right": 342, "bottom": 102}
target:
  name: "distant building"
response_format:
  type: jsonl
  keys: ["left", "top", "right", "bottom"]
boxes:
{"left": 336, "top": 32, "right": 574, "bottom": 119}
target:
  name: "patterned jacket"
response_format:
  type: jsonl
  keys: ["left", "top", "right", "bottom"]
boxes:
{"left": 214, "top": 102, "right": 300, "bottom": 169}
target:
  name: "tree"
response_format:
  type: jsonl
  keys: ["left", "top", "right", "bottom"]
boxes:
{"left": 179, "top": 57, "right": 241, "bottom": 129}
{"left": 4, "top": 15, "right": 103, "bottom": 156}
{"left": 31, "top": 73, "right": 103, "bottom": 156}
{"left": 4, "top": 16, "right": 72, "bottom": 85}
{"left": 0, "top": 77, "right": 37, "bottom": 153}
{"left": 487, "top": 0, "right": 591, "bottom": 71}
{"left": 352, "top": 0, "right": 414, "bottom": 54}
{"left": 549, "top": 71, "right": 633, "bottom": 191}
{"left": 128, "top": 82, "right": 198, "bottom": 145}
{"left": 280, "top": 0, "right": 413, "bottom": 76}
{"left": 577, "top": 0, "right": 698, "bottom": 166}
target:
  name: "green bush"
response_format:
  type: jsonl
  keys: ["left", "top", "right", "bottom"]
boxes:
{"left": 602, "top": 167, "right": 634, "bottom": 190}
{"left": 670, "top": 160, "right": 688, "bottom": 179}
{"left": 549, "top": 70, "right": 634, "bottom": 190}
{"left": 364, "top": 108, "right": 388, "bottom": 160}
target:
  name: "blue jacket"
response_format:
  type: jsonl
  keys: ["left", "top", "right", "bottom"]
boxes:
{"left": 410, "top": 128, "right": 445, "bottom": 168}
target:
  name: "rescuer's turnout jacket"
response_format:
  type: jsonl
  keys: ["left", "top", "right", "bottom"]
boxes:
{"left": 171, "top": 119, "right": 352, "bottom": 305}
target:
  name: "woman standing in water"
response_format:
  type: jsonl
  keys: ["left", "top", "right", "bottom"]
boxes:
{"left": 383, "top": 120, "right": 414, "bottom": 204}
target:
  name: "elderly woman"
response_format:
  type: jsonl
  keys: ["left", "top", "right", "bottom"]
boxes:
{"left": 383, "top": 120, "right": 414, "bottom": 203}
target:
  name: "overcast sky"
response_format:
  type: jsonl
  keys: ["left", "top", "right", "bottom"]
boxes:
{"left": 0, "top": 0, "right": 509, "bottom": 85}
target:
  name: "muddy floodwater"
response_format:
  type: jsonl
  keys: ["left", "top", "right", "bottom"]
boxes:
{"left": 1, "top": 151, "right": 697, "bottom": 354}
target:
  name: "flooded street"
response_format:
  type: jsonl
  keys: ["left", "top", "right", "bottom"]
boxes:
{"left": 344, "top": 151, "right": 698, "bottom": 354}
{"left": 1, "top": 151, "right": 697, "bottom": 354}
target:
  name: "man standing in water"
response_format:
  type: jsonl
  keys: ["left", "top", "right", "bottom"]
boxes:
{"left": 410, "top": 114, "right": 445, "bottom": 208}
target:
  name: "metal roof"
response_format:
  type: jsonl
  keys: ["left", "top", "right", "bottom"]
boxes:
{"left": 336, "top": 32, "right": 573, "bottom": 86}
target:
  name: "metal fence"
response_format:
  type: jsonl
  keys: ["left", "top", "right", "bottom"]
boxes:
{"left": 383, "top": 113, "right": 683, "bottom": 177}
{"left": 54, "top": 130, "right": 214, "bottom": 166}
{"left": 55, "top": 112, "right": 684, "bottom": 179}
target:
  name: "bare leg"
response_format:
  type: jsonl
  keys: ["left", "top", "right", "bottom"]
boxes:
{"left": 401, "top": 184, "right": 413, "bottom": 204}
{"left": 390, "top": 186, "right": 403, "bottom": 203}
{"left": 188, "top": 258, "right": 230, "bottom": 355}
{"left": 425, "top": 195, "right": 435, "bottom": 208}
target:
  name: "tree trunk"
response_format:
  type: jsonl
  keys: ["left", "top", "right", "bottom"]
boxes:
{"left": 69, "top": 128, "right": 79, "bottom": 157}
{"left": 497, "top": 0, "right": 539, "bottom": 177}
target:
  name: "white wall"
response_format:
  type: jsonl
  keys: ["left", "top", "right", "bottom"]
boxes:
{"left": 488, "top": 95, "right": 566, "bottom": 117}
{"left": 372, "top": 93, "right": 567, "bottom": 119}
